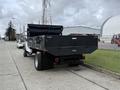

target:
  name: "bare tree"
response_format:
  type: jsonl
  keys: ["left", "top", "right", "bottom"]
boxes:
{"left": 5, "top": 21, "right": 16, "bottom": 41}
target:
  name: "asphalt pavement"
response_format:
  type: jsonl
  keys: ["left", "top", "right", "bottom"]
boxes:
{"left": 0, "top": 41, "right": 120, "bottom": 90}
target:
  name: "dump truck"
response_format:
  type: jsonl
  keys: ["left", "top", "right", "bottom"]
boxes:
{"left": 24, "top": 24, "right": 98, "bottom": 71}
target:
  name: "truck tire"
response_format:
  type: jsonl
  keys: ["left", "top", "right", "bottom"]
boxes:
{"left": 68, "top": 63, "right": 80, "bottom": 66}
{"left": 69, "top": 60, "right": 84, "bottom": 66}
{"left": 34, "top": 52, "right": 53, "bottom": 71}
{"left": 68, "top": 55, "right": 85, "bottom": 66}
{"left": 79, "top": 60, "right": 84, "bottom": 65}
{"left": 34, "top": 52, "right": 43, "bottom": 70}
{"left": 68, "top": 60, "right": 80, "bottom": 66}
{"left": 24, "top": 50, "right": 28, "bottom": 57}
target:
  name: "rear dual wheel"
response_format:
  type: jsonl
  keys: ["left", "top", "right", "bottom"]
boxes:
{"left": 68, "top": 60, "right": 84, "bottom": 66}
{"left": 68, "top": 60, "right": 80, "bottom": 66}
{"left": 68, "top": 55, "right": 85, "bottom": 66}
{"left": 34, "top": 52, "right": 54, "bottom": 71}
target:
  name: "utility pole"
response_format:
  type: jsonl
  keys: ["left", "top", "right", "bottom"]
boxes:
{"left": 42, "top": 0, "right": 46, "bottom": 24}
{"left": 23, "top": 25, "right": 25, "bottom": 36}
{"left": 38, "top": 20, "right": 41, "bottom": 24}
{"left": 19, "top": 25, "right": 22, "bottom": 34}
{"left": 42, "top": 0, "right": 52, "bottom": 25}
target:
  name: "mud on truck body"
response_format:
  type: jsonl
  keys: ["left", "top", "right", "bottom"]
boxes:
{"left": 24, "top": 24, "right": 98, "bottom": 71}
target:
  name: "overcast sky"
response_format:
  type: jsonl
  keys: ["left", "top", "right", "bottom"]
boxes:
{"left": 0, "top": 0, "right": 120, "bottom": 36}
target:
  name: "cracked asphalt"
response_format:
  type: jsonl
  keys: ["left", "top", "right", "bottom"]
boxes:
{"left": 0, "top": 41, "right": 120, "bottom": 90}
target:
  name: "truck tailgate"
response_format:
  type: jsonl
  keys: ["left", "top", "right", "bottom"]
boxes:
{"left": 45, "top": 35, "right": 98, "bottom": 56}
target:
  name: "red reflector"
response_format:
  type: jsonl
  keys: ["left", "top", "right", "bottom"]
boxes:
{"left": 55, "top": 58, "right": 59, "bottom": 63}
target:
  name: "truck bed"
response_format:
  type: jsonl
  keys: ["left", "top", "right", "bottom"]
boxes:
{"left": 28, "top": 35, "right": 98, "bottom": 56}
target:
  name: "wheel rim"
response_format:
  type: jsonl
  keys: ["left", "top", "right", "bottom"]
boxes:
{"left": 35, "top": 55, "right": 38, "bottom": 68}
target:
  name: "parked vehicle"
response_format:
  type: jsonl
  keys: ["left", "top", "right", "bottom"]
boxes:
{"left": 24, "top": 24, "right": 98, "bottom": 71}
{"left": 111, "top": 34, "right": 120, "bottom": 47}
{"left": 17, "top": 39, "right": 24, "bottom": 48}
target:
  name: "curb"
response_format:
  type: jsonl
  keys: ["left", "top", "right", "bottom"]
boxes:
{"left": 82, "top": 64, "right": 120, "bottom": 79}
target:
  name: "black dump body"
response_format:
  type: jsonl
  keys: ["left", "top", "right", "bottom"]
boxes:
{"left": 27, "top": 24, "right": 63, "bottom": 36}
{"left": 27, "top": 24, "right": 98, "bottom": 56}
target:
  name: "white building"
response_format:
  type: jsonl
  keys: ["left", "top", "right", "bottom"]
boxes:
{"left": 101, "top": 15, "right": 120, "bottom": 43}
{"left": 63, "top": 26, "right": 100, "bottom": 36}
{"left": 102, "top": 15, "right": 120, "bottom": 36}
